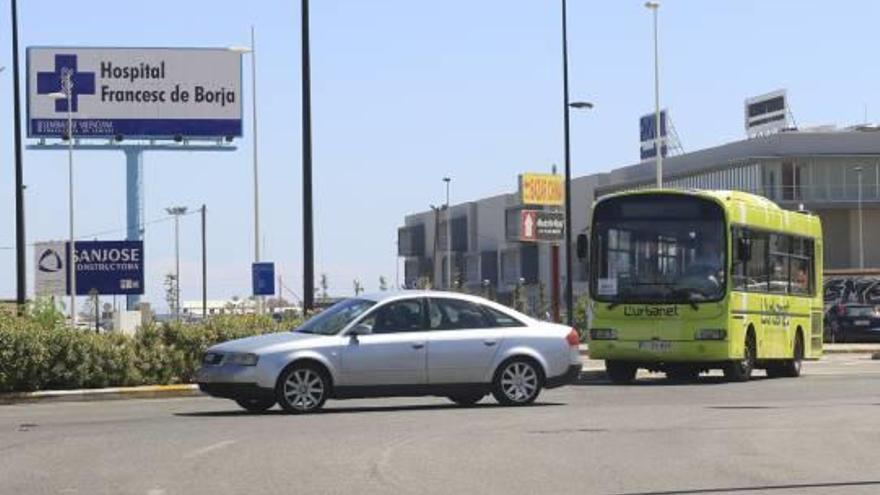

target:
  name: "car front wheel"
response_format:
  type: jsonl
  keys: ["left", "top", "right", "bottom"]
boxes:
{"left": 447, "top": 392, "right": 485, "bottom": 406}
{"left": 492, "top": 358, "right": 543, "bottom": 406}
{"left": 276, "top": 363, "right": 329, "bottom": 414}
{"left": 235, "top": 398, "right": 276, "bottom": 413}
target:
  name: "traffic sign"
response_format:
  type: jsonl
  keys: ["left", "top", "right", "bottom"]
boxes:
{"left": 519, "top": 210, "right": 564, "bottom": 242}
{"left": 252, "top": 262, "right": 276, "bottom": 296}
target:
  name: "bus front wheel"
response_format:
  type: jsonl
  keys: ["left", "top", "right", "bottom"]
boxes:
{"left": 724, "top": 332, "right": 755, "bottom": 382}
{"left": 606, "top": 361, "right": 637, "bottom": 384}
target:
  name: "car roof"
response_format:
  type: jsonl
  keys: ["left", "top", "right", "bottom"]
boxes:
{"left": 356, "top": 290, "right": 536, "bottom": 321}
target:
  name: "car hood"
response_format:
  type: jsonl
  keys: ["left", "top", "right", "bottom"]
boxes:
{"left": 208, "top": 331, "right": 326, "bottom": 354}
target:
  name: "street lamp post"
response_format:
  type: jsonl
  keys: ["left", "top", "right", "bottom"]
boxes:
{"left": 443, "top": 177, "right": 452, "bottom": 289}
{"left": 645, "top": 1, "right": 662, "bottom": 187}
{"left": 560, "top": 0, "right": 595, "bottom": 325}
{"left": 166, "top": 206, "right": 188, "bottom": 321}
{"left": 229, "top": 26, "right": 262, "bottom": 314}
{"left": 855, "top": 166, "right": 865, "bottom": 269}
{"left": 48, "top": 70, "right": 76, "bottom": 325}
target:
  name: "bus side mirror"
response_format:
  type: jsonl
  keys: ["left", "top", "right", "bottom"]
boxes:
{"left": 576, "top": 234, "right": 589, "bottom": 260}
{"left": 737, "top": 238, "right": 752, "bottom": 262}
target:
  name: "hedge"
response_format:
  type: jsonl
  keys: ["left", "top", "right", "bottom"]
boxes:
{"left": 0, "top": 308, "right": 302, "bottom": 393}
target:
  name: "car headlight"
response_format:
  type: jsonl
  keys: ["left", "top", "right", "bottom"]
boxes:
{"left": 203, "top": 352, "right": 223, "bottom": 365}
{"left": 226, "top": 353, "right": 260, "bottom": 366}
{"left": 695, "top": 329, "right": 727, "bottom": 340}
{"left": 590, "top": 328, "right": 618, "bottom": 340}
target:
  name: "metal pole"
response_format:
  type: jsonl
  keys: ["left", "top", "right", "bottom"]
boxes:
{"left": 857, "top": 167, "right": 864, "bottom": 269}
{"left": 65, "top": 71, "right": 77, "bottom": 326}
{"left": 444, "top": 177, "right": 451, "bottom": 289}
{"left": 250, "top": 25, "right": 262, "bottom": 315}
{"left": 125, "top": 149, "right": 143, "bottom": 310}
{"left": 561, "top": 0, "right": 574, "bottom": 326}
{"left": 302, "top": 0, "right": 315, "bottom": 313}
{"left": 10, "top": 0, "right": 27, "bottom": 314}
{"left": 174, "top": 213, "right": 181, "bottom": 321}
{"left": 649, "top": 2, "right": 663, "bottom": 187}
{"left": 201, "top": 204, "right": 207, "bottom": 318}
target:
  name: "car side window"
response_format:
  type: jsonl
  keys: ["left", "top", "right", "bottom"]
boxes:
{"left": 481, "top": 306, "right": 525, "bottom": 328}
{"left": 428, "top": 298, "right": 493, "bottom": 330}
{"left": 359, "top": 299, "right": 426, "bottom": 334}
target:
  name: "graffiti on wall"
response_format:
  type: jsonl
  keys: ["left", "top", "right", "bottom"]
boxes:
{"left": 823, "top": 275, "right": 880, "bottom": 309}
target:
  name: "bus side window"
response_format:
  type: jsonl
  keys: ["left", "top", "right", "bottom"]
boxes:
{"left": 732, "top": 227, "right": 749, "bottom": 291}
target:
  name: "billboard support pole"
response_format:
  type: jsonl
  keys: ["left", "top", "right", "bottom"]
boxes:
{"left": 125, "top": 148, "right": 144, "bottom": 310}
{"left": 201, "top": 204, "right": 207, "bottom": 318}
{"left": 10, "top": 0, "right": 27, "bottom": 314}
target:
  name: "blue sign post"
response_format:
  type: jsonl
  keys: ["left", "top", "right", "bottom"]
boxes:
{"left": 68, "top": 240, "right": 144, "bottom": 296}
{"left": 252, "top": 262, "right": 275, "bottom": 296}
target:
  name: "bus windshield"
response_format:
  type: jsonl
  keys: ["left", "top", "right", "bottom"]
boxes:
{"left": 591, "top": 194, "right": 726, "bottom": 304}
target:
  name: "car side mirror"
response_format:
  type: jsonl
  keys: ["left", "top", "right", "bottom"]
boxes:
{"left": 576, "top": 233, "right": 589, "bottom": 260}
{"left": 736, "top": 238, "right": 752, "bottom": 262}
{"left": 349, "top": 323, "right": 372, "bottom": 337}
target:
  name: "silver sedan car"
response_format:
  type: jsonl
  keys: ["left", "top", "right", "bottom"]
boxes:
{"left": 196, "top": 291, "right": 583, "bottom": 413}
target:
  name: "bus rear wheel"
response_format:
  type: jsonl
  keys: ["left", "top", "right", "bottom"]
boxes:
{"left": 606, "top": 361, "right": 637, "bottom": 384}
{"left": 724, "top": 332, "right": 755, "bottom": 382}
{"left": 768, "top": 332, "right": 804, "bottom": 378}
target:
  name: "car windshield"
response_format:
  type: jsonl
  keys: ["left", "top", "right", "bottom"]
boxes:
{"left": 296, "top": 298, "right": 376, "bottom": 335}
{"left": 592, "top": 194, "right": 726, "bottom": 304}
{"left": 845, "top": 306, "right": 876, "bottom": 317}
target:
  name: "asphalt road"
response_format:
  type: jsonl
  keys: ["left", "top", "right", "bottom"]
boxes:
{"left": 2, "top": 355, "right": 880, "bottom": 495}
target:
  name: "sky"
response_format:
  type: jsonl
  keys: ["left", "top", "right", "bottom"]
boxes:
{"left": 2, "top": 0, "right": 880, "bottom": 311}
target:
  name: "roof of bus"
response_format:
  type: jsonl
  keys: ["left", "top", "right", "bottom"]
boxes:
{"left": 597, "top": 188, "right": 822, "bottom": 237}
{"left": 600, "top": 188, "right": 779, "bottom": 208}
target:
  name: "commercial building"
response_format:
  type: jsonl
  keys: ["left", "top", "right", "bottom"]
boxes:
{"left": 398, "top": 125, "right": 880, "bottom": 312}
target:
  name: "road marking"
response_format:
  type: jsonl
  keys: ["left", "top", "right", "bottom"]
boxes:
{"left": 183, "top": 440, "right": 236, "bottom": 459}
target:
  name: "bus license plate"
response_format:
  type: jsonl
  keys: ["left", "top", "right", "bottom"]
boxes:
{"left": 639, "top": 341, "right": 672, "bottom": 352}
{"left": 855, "top": 320, "right": 870, "bottom": 326}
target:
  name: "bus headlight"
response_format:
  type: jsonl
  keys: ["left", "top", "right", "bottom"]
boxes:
{"left": 590, "top": 328, "right": 618, "bottom": 340}
{"left": 695, "top": 329, "right": 727, "bottom": 340}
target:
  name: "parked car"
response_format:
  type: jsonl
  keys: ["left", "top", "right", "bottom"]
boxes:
{"left": 196, "top": 291, "right": 583, "bottom": 413}
{"left": 825, "top": 303, "right": 880, "bottom": 343}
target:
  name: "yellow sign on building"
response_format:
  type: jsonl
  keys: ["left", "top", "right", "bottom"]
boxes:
{"left": 520, "top": 173, "right": 564, "bottom": 206}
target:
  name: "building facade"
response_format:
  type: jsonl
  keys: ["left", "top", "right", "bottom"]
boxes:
{"left": 398, "top": 127, "right": 880, "bottom": 311}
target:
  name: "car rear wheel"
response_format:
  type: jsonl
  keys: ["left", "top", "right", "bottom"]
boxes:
{"left": 235, "top": 398, "right": 276, "bottom": 413}
{"left": 492, "top": 358, "right": 543, "bottom": 406}
{"left": 447, "top": 392, "right": 485, "bottom": 406}
{"left": 276, "top": 363, "right": 329, "bottom": 414}
{"left": 606, "top": 361, "right": 637, "bottom": 384}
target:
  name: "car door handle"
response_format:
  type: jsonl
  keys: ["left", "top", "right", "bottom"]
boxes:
{"left": 412, "top": 343, "right": 425, "bottom": 350}
{"left": 484, "top": 340, "right": 497, "bottom": 347}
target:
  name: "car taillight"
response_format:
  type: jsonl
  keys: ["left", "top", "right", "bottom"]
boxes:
{"left": 566, "top": 328, "right": 580, "bottom": 347}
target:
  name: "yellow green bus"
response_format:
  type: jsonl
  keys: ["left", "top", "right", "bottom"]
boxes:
{"left": 587, "top": 189, "right": 823, "bottom": 383}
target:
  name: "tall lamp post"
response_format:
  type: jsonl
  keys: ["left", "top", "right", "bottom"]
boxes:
{"left": 166, "top": 206, "right": 188, "bottom": 321}
{"left": 645, "top": 1, "right": 663, "bottom": 187}
{"left": 561, "top": 0, "right": 595, "bottom": 325}
{"left": 443, "top": 177, "right": 452, "bottom": 289}
{"left": 229, "top": 26, "right": 263, "bottom": 314}
{"left": 48, "top": 71, "right": 77, "bottom": 325}
{"left": 301, "top": 0, "right": 315, "bottom": 314}
{"left": 855, "top": 166, "right": 865, "bottom": 269}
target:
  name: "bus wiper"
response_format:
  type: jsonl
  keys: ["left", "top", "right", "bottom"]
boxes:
{"left": 667, "top": 289, "right": 700, "bottom": 311}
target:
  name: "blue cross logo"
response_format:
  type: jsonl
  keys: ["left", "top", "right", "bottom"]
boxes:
{"left": 36, "top": 54, "right": 96, "bottom": 113}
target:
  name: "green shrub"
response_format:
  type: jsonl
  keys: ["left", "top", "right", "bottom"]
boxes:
{"left": 0, "top": 312, "right": 301, "bottom": 393}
